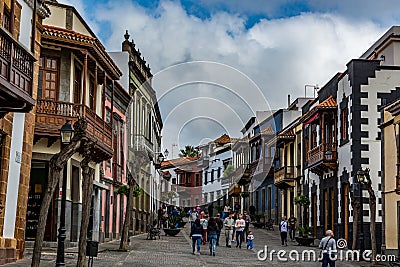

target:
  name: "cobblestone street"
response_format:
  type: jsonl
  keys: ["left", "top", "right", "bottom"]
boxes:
{"left": 4, "top": 224, "right": 377, "bottom": 267}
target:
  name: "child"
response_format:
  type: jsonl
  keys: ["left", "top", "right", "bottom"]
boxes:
{"left": 246, "top": 231, "right": 254, "bottom": 250}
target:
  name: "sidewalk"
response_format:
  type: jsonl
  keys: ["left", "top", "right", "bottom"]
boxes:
{"left": 4, "top": 226, "right": 375, "bottom": 266}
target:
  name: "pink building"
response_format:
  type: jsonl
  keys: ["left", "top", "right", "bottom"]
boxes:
{"left": 101, "top": 82, "right": 131, "bottom": 241}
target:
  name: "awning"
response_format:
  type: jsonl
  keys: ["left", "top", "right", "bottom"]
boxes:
{"left": 303, "top": 113, "right": 319, "bottom": 126}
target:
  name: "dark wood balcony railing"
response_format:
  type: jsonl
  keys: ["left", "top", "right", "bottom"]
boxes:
{"left": 0, "top": 27, "right": 35, "bottom": 113}
{"left": 35, "top": 99, "right": 113, "bottom": 158}
{"left": 274, "top": 166, "right": 295, "bottom": 185}
{"left": 307, "top": 142, "right": 337, "bottom": 166}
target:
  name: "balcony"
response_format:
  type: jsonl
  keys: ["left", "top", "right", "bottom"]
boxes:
{"left": 197, "top": 156, "right": 209, "bottom": 167}
{"left": 134, "top": 134, "right": 154, "bottom": 158}
{"left": 233, "top": 164, "right": 252, "bottom": 185}
{"left": 0, "top": 27, "right": 35, "bottom": 117}
{"left": 306, "top": 142, "right": 337, "bottom": 175}
{"left": 274, "top": 166, "right": 295, "bottom": 188}
{"left": 35, "top": 99, "right": 113, "bottom": 161}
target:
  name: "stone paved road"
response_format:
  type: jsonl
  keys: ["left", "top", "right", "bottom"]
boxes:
{"left": 5, "top": 225, "right": 381, "bottom": 266}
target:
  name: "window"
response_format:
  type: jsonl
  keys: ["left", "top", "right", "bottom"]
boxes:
{"left": 211, "top": 169, "right": 214, "bottom": 183}
{"left": 73, "top": 66, "right": 82, "bottom": 104}
{"left": 2, "top": 5, "right": 11, "bottom": 32}
{"left": 38, "top": 56, "right": 59, "bottom": 100}
{"left": 341, "top": 108, "right": 348, "bottom": 141}
{"left": 105, "top": 108, "right": 111, "bottom": 123}
{"left": 217, "top": 167, "right": 221, "bottom": 181}
{"left": 172, "top": 178, "right": 177, "bottom": 184}
{"left": 195, "top": 173, "right": 201, "bottom": 186}
{"left": 89, "top": 77, "right": 96, "bottom": 110}
{"left": 204, "top": 172, "right": 208, "bottom": 185}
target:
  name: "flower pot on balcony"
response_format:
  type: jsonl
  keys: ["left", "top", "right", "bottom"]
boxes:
{"left": 163, "top": 228, "right": 181, "bottom": 236}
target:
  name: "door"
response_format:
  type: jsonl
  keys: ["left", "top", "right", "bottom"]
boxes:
{"left": 313, "top": 194, "right": 317, "bottom": 236}
{"left": 324, "top": 190, "right": 328, "bottom": 231}
{"left": 38, "top": 56, "right": 59, "bottom": 100}
{"left": 70, "top": 166, "right": 80, "bottom": 241}
{"left": 343, "top": 184, "right": 349, "bottom": 241}
{"left": 262, "top": 188, "right": 266, "bottom": 213}
{"left": 330, "top": 188, "right": 335, "bottom": 231}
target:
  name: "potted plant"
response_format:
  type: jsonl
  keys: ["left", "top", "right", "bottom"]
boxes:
{"left": 252, "top": 213, "right": 265, "bottom": 228}
{"left": 295, "top": 226, "right": 315, "bottom": 246}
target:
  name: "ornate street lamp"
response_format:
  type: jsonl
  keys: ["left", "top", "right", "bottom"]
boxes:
{"left": 56, "top": 120, "right": 74, "bottom": 266}
{"left": 164, "top": 149, "right": 169, "bottom": 159}
{"left": 325, "top": 150, "right": 333, "bottom": 161}
{"left": 154, "top": 152, "right": 165, "bottom": 169}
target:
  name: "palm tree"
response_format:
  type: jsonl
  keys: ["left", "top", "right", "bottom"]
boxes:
{"left": 179, "top": 145, "right": 199, "bottom": 157}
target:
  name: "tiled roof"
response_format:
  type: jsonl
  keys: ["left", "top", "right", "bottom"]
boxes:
{"left": 43, "top": 25, "right": 97, "bottom": 44}
{"left": 277, "top": 129, "right": 295, "bottom": 139}
{"left": 316, "top": 96, "right": 337, "bottom": 109}
{"left": 261, "top": 125, "right": 275, "bottom": 135}
{"left": 161, "top": 157, "right": 198, "bottom": 167}
{"left": 214, "top": 134, "right": 231, "bottom": 144}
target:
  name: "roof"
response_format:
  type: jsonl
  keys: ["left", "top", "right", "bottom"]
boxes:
{"left": 161, "top": 157, "right": 198, "bottom": 168}
{"left": 261, "top": 125, "right": 275, "bottom": 135}
{"left": 277, "top": 129, "right": 295, "bottom": 139}
{"left": 214, "top": 134, "right": 231, "bottom": 144}
{"left": 316, "top": 96, "right": 337, "bottom": 109}
{"left": 42, "top": 25, "right": 122, "bottom": 79}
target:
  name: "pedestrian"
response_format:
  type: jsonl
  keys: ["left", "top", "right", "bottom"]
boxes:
{"left": 223, "top": 205, "right": 230, "bottom": 219}
{"left": 189, "top": 208, "right": 198, "bottom": 227}
{"left": 157, "top": 206, "right": 165, "bottom": 228}
{"left": 243, "top": 211, "right": 251, "bottom": 239}
{"left": 235, "top": 214, "right": 245, "bottom": 248}
{"left": 279, "top": 216, "right": 288, "bottom": 246}
{"left": 223, "top": 213, "right": 234, "bottom": 247}
{"left": 207, "top": 217, "right": 219, "bottom": 256}
{"left": 246, "top": 230, "right": 254, "bottom": 250}
{"left": 231, "top": 211, "right": 237, "bottom": 242}
{"left": 319, "top": 230, "right": 337, "bottom": 267}
{"left": 288, "top": 214, "right": 297, "bottom": 241}
{"left": 215, "top": 213, "right": 224, "bottom": 246}
{"left": 190, "top": 219, "right": 203, "bottom": 255}
{"left": 200, "top": 214, "right": 209, "bottom": 245}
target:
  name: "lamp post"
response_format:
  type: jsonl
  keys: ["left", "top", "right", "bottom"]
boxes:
{"left": 356, "top": 168, "right": 366, "bottom": 255}
{"left": 164, "top": 149, "right": 169, "bottom": 159}
{"left": 56, "top": 120, "right": 74, "bottom": 267}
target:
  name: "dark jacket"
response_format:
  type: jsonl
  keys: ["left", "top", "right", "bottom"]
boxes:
{"left": 207, "top": 224, "right": 219, "bottom": 235}
{"left": 190, "top": 224, "right": 203, "bottom": 236}
{"left": 215, "top": 218, "right": 224, "bottom": 232}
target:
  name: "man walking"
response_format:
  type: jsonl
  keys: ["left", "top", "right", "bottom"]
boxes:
{"left": 215, "top": 213, "right": 224, "bottom": 246}
{"left": 319, "top": 230, "right": 337, "bottom": 267}
{"left": 243, "top": 211, "right": 251, "bottom": 240}
{"left": 279, "top": 216, "right": 288, "bottom": 246}
{"left": 235, "top": 214, "right": 246, "bottom": 249}
{"left": 288, "top": 214, "right": 297, "bottom": 241}
{"left": 223, "top": 213, "right": 234, "bottom": 247}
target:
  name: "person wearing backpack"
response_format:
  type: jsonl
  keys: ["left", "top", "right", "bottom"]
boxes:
{"left": 319, "top": 230, "right": 337, "bottom": 267}
{"left": 190, "top": 219, "right": 203, "bottom": 255}
{"left": 279, "top": 216, "right": 288, "bottom": 246}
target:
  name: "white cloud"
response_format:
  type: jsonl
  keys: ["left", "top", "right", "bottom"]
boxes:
{"left": 66, "top": 0, "right": 390, "bottom": 149}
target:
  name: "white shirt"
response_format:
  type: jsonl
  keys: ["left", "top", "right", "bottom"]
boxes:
{"left": 200, "top": 218, "right": 208, "bottom": 229}
{"left": 280, "top": 220, "right": 288, "bottom": 232}
{"left": 235, "top": 219, "right": 246, "bottom": 231}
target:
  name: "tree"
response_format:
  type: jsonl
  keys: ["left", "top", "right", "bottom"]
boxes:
{"left": 179, "top": 145, "right": 199, "bottom": 157}
{"left": 119, "top": 154, "right": 146, "bottom": 250}
{"left": 364, "top": 169, "right": 377, "bottom": 265}
{"left": 294, "top": 195, "right": 310, "bottom": 227}
{"left": 349, "top": 182, "right": 360, "bottom": 250}
{"left": 31, "top": 119, "right": 87, "bottom": 267}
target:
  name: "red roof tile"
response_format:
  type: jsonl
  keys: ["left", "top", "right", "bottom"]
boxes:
{"left": 214, "top": 134, "right": 231, "bottom": 144}
{"left": 317, "top": 96, "right": 337, "bottom": 109}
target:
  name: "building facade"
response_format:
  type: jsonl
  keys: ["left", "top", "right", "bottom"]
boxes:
{"left": 109, "top": 31, "right": 163, "bottom": 234}
{"left": 28, "top": 1, "right": 121, "bottom": 245}
{"left": 0, "top": 0, "right": 49, "bottom": 264}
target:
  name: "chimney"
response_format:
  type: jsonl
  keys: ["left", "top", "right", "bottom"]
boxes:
{"left": 288, "top": 94, "right": 291, "bottom": 108}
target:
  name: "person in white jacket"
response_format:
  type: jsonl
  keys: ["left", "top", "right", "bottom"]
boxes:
{"left": 234, "top": 214, "right": 245, "bottom": 248}
{"left": 223, "top": 213, "right": 235, "bottom": 247}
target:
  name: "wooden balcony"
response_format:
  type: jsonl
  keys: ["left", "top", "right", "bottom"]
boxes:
{"left": 0, "top": 27, "right": 35, "bottom": 117}
{"left": 306, "top": 142, "right": 337, "bottom": 175}
{"left": 274, "top": 166, "right": 295, "bottom": 188}
{"left": 35, "top": 99, "right": 113, "bottom": 161}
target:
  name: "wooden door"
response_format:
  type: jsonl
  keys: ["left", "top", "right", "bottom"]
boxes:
{"left": 73, "top": 66, "right": 82, "bottom": 104}
{"left": 343, "top": 184, "right": 349, "bottom": 241}
{"left": 313, "top": 194, "right": 317, "bottom": 236}
{"left": 39, "top": 57, "right": 59, "bottom": 100}
{"left": 324, "top": 190, "right": 328, "bottom": 231}
{"left": 330, "top": 188, "right": 334, "bottom": 231}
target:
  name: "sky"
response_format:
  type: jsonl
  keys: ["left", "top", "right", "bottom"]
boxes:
{"left": 59, "top": 0, "right": 400, "bottom": 155}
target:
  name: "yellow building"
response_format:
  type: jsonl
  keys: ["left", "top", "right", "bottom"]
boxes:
{"left": 381, "top": 99, "right": 400, "bottom": 256}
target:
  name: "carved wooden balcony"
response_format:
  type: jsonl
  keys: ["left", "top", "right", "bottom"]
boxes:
{"left": 0, "top": 27, "right": 35, "bottom": 117}
{"left": 35, "top": 99, "right": 113, "bottom": 160}
{"left": 306, "top": 142, "right": 337, "bottom": 175}
{"left": 274, "top": 166, "right": 295, "bottom": 188}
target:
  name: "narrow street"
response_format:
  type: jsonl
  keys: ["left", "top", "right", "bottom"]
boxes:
{"left": 5, "top": 225, "right": 373, "bottom": 267}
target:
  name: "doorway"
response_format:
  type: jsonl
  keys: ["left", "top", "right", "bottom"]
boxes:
{"left": 343, "top": 184, "right": 349, "bottom": 241}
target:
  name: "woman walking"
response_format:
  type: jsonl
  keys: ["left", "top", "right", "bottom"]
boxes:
{"left": 207, "top": 217, "right": 219, "bottom": 256}
{"left": 235, "top": 214, "right": 245, "bottom": 248}
{"left": 190, "top": 219, "right": 203, "bottom": 255}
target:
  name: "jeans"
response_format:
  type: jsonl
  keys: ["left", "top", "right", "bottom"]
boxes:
{"left": 192, "top": 236, "right": 201, "bottom": 253}
{"left": 236, "top": 230, "right": 244, "bottom": 247}
{"left": 280, "top": 232, "right": 288, "bottom": 245}
{"left": 289, "top": 225, "right": 296, "bottom": 240}
{"left": 322, "top": 253, "right": 335, "bottom": 267}
{"left": 225, "top": 229, "right": 233, "bottom": 246}
{"left": 247, "top": 240, "right": 254, "bottom": 249}
{"left": 208, "top": 234, "right": 217, "bottom": 254}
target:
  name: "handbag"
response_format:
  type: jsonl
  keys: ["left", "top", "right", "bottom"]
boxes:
{"left": 319, "top": 237, "right": 332, "bottom": 262}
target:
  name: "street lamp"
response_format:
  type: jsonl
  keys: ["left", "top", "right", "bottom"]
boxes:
{"left": 356, "top": 168, "right": 366, "bottom": 255}
{"left": 325, "top": 151, "right": 333, "bottom": 161}
{"left": 164, "top": 149, "right": 169, "bottom": 159}
{"left": 56, "top": 120, "right": 74, "bottom": 266}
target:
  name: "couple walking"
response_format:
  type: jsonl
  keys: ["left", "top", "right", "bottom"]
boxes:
{"left": 190, "top": 218, "right": 219, "bottom": 256}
